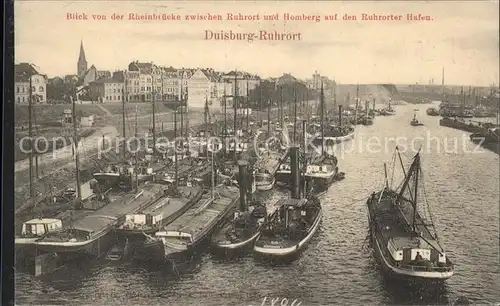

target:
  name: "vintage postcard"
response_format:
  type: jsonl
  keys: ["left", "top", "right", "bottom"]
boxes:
{"left": 12, "top": 1, "right": 499, "bottom": 305}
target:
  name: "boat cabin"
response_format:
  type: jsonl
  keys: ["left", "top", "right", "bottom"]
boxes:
{"left": 123, "top": 197, "right": 172, "bottom": 229}
{"left": 229, "top": 142, "right": 248, "bottom": 153}
{"left": 387, "top": 236, "right": 447, "bottom": 266}
{"left": 208, "top": 142, "right": 222, "bottom": 152}
{"left": 127, "top": 162, "right": 153, "bottom": 176}
{"left": 154, "top": 230, "right": 193, "bottom": 244}
{"left": 306, "top": 164, "right": 334, "bottom": 175}
{"left": 21, "top": 218, "right": 63, "bottom": 237}
{"left": 278, "top": 163, "right": 291, "bottom": 173}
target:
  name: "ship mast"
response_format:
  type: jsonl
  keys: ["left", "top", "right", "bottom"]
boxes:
{"left": 293, "top": 85, "right": 298, "bottom": 145}
{"left": 333, "top": 82, "right": 337, "bottom": 113}
{"left": 152, "top": 65, "right": 156, "bottom": 156}
{"left": 122, "top": 71, "right": 127, "bottom": 158}
{"left": 246, "top": 79, "right": 250, "bottom": 130}
{"left": 354, "top": 84, "right": 359, "bottom": 123}
{"left": 259, "top": 80, "right": 263, "bottom": 125}
{"left": 174, "top": 108, "right": 178, "bottom": 189}
{"left": 71, "top": 95, "right": 82, "bottom": 201}
{"left": 204, "top": 96, "right": 209, "bottom": 159}
{"left": 267, "top": 98, "right": 271, "bottom": 138}
{"left": 211, "top": 148, "right": 215, "bottom": 200}
{"left": 223, "top": 81, "right": 227, "bottom": 145}
{"left": 180, "top": 71, "right": 184, "bottom": 139}
{"left": 233, "top": 70, "right": 238, "bottom": 162}
{"left": 134, "top": 105, "right": 138, "bottom": 192}
{"left": 441, "top": 67, "right": 445, "bottom": 102}
{"left": 412, "top": 155, "right": 420, "bottom": 234}
{"left": 280, "top": 85, "right": 284, "bottom": 128}
{"left": 28, "top": 69, "right": 35, "bottom": 197}
{"left": 320, "top": 82, "right": 325, "bottom": 155}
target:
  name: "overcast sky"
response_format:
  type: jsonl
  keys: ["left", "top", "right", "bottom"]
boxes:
{"left": 15, "top": 1, "right": 499, "bottom": 86}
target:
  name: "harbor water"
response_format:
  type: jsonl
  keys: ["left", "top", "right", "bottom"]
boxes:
{"left": 15, "top": 104, "right": 499, "bottom": 305}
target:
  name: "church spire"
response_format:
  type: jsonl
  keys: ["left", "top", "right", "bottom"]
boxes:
{"left": 79, "top": 40, "right": 86, "bottom": 62}
{"left": 77, "top": 40, "right": 88, "bottom": 76}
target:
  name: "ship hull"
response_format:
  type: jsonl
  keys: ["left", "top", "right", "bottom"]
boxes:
{"left": 275, "top": 170, "right": 291, "bottom": 184}
{"left": 256, "top": 179, "right": 275, "bottom": 191}
{"left": 253, "top": 208, "right": 322, "bottom": 261}
{"left": 212, "top": 230, "right": 260, "bottom": 252}
{"left": 306, "top": 174, "right": 336, "bottom": 191}
{"left": 15, "top": 239, "right": 39, "bottom": 266}
{"left": 439, "top": 118, "right": 482, "bottom": 133}
{"left": 35, "top": 230, "right": 115, "bottom": 259}
{"left": 367, "top": 210, "right": 453, "bottom": 282}
{"left": 314, "top": 132, "right": 355, "bottom": 144}
{"left": 134, "top": 198, "right": 237, "bottom": 265}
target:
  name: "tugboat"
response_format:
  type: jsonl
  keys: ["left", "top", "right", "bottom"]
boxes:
{"left": 211, "top": 161, "right": 269, "bottom": 253}
{"left": 426, "top": 108, "right": 439, "bottom": 116}
{"left": 380, "top": 102, "right": 396, "bottom": 116}
{"left": 366, "top": 147, "right": 454, "bottom": 282}
{"left": 254, "top": 146, "right": 322, "bottom": 262}
{"left": 410, "top": 114, "right": 424, "bottom": 126}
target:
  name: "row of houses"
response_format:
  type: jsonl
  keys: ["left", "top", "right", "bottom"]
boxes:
{"left": 15, "top": 62, "right": 334, "bottom": 112}
{"left": 83, "top": 62, "right": 262, "bottom": 110}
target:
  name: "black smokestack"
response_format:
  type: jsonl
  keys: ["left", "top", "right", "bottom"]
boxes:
{"left": 338, "top": 105, "right": 343, "bottom": 126}
{"left": 290, "top": 146, "right": 300, "bottom": 199}
{"left": 238, "top": 160, "right": 248, "bottom": 211}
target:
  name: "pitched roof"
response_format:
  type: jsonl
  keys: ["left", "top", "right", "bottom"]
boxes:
{"left": 163, "top": 66, "right": 177, "bottom": 73}
{"left": 128, "top": 61, "right": 153, "bottom": 74}
{"left": 201, "top": 68, "right": 219, "bottom": 82}
{"left": 93, "top": 74, "right": 124, "bottom": 84}
{"left": 112, "top": 71, "right": 126, "bottom": 82}
{"left": 15, "top": 63, "right": 39, "bottom": 81}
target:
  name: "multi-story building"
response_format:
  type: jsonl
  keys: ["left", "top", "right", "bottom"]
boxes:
{"left": 128, "top": 61, "right": 154, "bottom": 102}
{"left": 88, "top": 74, "right": 124, "bottom": 103}
{"left": 187, "top": 68, "right": 220, "bottom": 110}
{"left": 220, "top": 71, "right": 260, "bottom": 97}
{"left": 178, "top": 68, "right": 194, "bottom": 101}
{"left": 124, "top": 70, "right": 140, "bottom": 102}
{"left": 15, "top": 63, "right": 47, "bottom": 104}
{"left": 82, "top": 65, "right": 111, "bottom": 86}
{"left": 161, "top": 66, "right": 178, "bottom": 101}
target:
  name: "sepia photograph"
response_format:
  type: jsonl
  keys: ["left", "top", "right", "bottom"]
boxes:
{"left": 10, "top": 0, "right": 499, "bottom": 305}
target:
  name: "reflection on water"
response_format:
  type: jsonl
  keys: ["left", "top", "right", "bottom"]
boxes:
{"left": 16, "top": 104, "right": 500, "bottom": 305}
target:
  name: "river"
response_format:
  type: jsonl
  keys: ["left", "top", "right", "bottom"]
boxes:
{"left": 15, "top": 103, "right": 499, "bottom": 305}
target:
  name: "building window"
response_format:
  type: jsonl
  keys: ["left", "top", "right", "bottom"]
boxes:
{"left": 141, "top": 87, "right": 145, "bottom": 91}
{"left": 17, "top": 97, "right": 20, "bottom": 103}
{"left": 31, "top": 86, "right": 35, "bottom": 92}
{"left": 39, "top": 86, "right": 44, "bottom": 92}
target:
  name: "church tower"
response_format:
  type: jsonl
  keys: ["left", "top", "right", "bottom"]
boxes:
{"left": 77, "top": 40, "right": 88, "bottom": 77}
